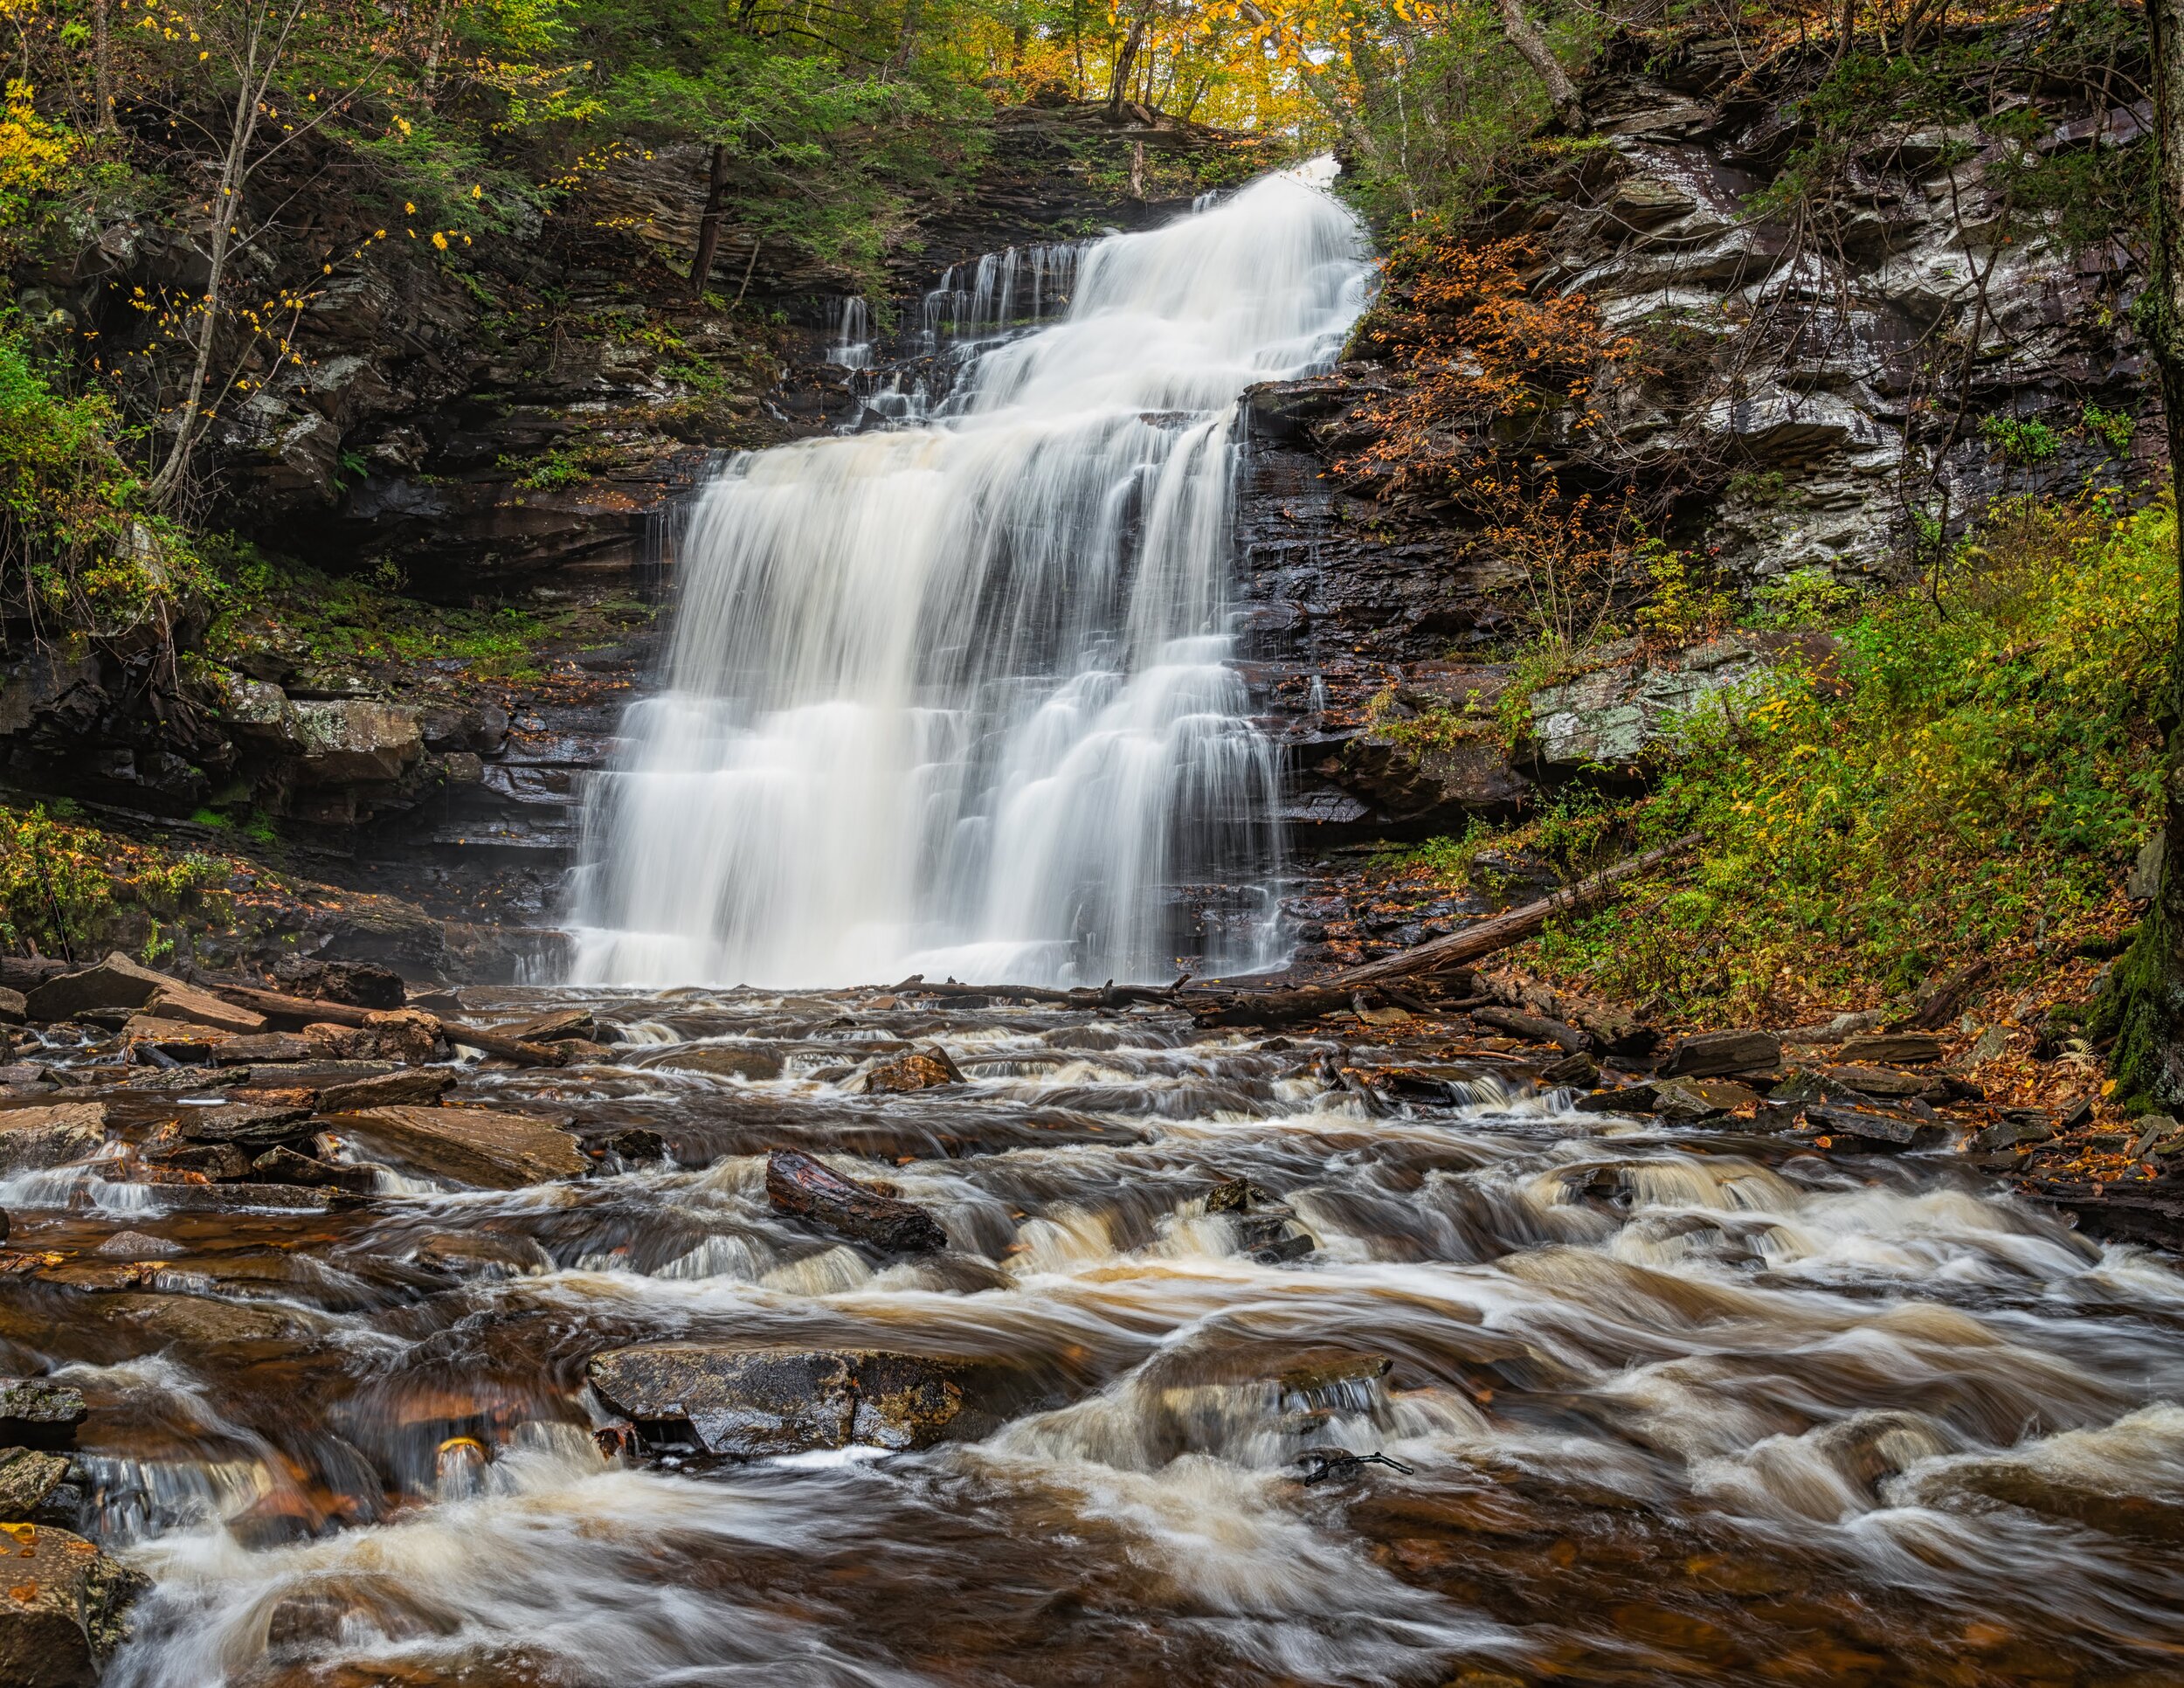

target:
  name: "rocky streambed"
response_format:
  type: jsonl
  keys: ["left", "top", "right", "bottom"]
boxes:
{"left": 0, "top": 959, "right": 2180, "bottom": 1685}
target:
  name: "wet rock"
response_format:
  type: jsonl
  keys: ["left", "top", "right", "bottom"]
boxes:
{"left": 765, "top": 1148, "right": 948, "bottom": 1253}
{"left": 95, "top": 1181, "right": 336, "bottom": 1214}
{"left": 1837, "top": 1032, "right": 1946, "bottom": 1065}
{"left": 1659, "top": 1029, "right": 1781, "bottom": 1077}
{"left": 213, "top": 1034, "right": 338, "bottom": 1066}
{"left": 862, "top": 1047, "right": 964, "bottom": 1093}
{"left": 0, "top": 1449, "right": 68, "bottom": 1521}
{"left": 0, "top": 1381, "right": 85, "bottom": 1449}
{"left": 238, "top": 1061, "right": 397, "bottom": 1089}
{"left": 1575, "top": 1081, "right": 1657, "bottom": 1114}
{"left": 91, "top": 1231, "right": 183, "bottom": 1259}
{"left": 0, "top": 1522, "right": 149, "bottom": 1688}
{"left": 317, "top": 1068, "right": 453, "bottom": 1110}
{"left": 177, "top": 1100, "right": 315, "bottom": 1145}
{"left": 144, "top": 1140, "right": 251, "bottom": 1180}
{"left": 0, "top": 1103, "right": 106, "bottom": 1172}
{"left": 248, "top": 1147, "right": 377, "bottom": 1192}
{"left": 269, "top": 956, "right": 406, "bottom": 1010}
{"left": 413, "top": 1231, "right": 554, "bottom": 1278}
{"left": 1652, "top": 1077, "right": 1763, "bottom": 1120}
{"left": 335, "top": 1104, "right": 585, "bottom": 1187}
{"left": 0, "top": 991, "right": 24, "bottom": 1027}
{"left": 305, "top": 1009, "right": 440, "bottom": 1066}
{"left": 634, "top": 1045, "right": 784, "bottom": 1080}
{"left": 1804, "top": 1104, "right": 1950, "bottom": 1151}
{"left": 121, "top": 1017, "right": 235, "bottom": 1062}
{"left": 22, "top": 952, "right": 175, "bottom": 1023}
{"left": 142, "top": 985, "right": 266, "bottom": 1036}
{"left": 1539, "top": 1049, "right": 1600, "bottom": 1088}
{"left": 585, "top": 1345, "right": 996, "bottom": 1458}
{"left": 92, "top": 1291, "right": 308, "bottom": 1345}
{"left": 581, "top": 1127, "right": 666, "bottom": 1164}
{"left": 502, "top": 1008, "right": 596, "bottom": 1043}
{"left": 1206, "top": 1174, "right": 1281, "bottom": 1214}
{"left": 1248, "top": 1231, "right": 1317, "bottom": 1264}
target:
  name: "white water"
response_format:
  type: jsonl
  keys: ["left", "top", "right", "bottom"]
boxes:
{"left": 567, "top": 163, "right": 1372, "bottom": 986}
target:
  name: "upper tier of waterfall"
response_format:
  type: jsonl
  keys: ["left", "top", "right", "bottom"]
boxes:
{"left": 567, "top": 162, "right": 1372, "bottom": 987}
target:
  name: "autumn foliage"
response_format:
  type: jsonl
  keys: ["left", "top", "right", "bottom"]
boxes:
{"left": 1337, "top": 233, "right": 1644, "bottom": 640}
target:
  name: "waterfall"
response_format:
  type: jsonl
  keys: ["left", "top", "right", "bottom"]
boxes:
{"left": 567, "top": 161, "right": 1372, "bottom": 986}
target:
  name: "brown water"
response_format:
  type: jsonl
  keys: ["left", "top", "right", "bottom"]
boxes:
{"left": 10, "top": 988, "right": 2184, "bottom": 1688}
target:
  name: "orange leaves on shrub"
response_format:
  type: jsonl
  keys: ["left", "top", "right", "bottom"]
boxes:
{"left": 1337, "top": 234, "right": 1637, "bottom": 504}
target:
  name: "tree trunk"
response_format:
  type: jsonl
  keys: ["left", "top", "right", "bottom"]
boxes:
{"left": 2095, "top": 0, "right": 2184, "bottom": 1110}
{"left": 1834, "top": 0, "right": 1856, "bottom": 64}
{"left": 148, "top": 58, "right": 266, "bottom": 506}
{"left": 1107, "top": 18, "right": 1144, "bottom": 119}
{"left": 93, "top": 0, "right": 114, "bottom": 133}
{"left": 888, "top": 0, "right": 926, "bottom": 76}
{"left": 1496, "top": 0, "right": 1583, "bottom": 128}
{"left": 689, "top": 143, "right": 730, "bottom": 299}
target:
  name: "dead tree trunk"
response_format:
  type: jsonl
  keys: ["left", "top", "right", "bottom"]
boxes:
{"left": 766, "top": 1149, "right": 947, "bottom": 1252}
{"left": 689, "top": 143, "right": 730, "bottom": 299}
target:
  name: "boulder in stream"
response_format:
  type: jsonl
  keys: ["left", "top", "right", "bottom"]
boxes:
{"left": 334, "top": 1104, "right": 585, "bottom": 1187}
{"left": 765, "top": 1148, "right": 947, "bottom": 1252}
{"left": 861, "top": 1047, "right": 964, "bottom": 1093}
{"left": 586, "top": 1345, "right": 996, "bottom": 1457}
{"left": 634, "top": 1045, "right": 783, "bottom": 1080}
{"left": 0, "top": 1523, "right": 149, "bottom": 1688}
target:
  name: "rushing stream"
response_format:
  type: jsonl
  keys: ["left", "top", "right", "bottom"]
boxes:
{"left": 567, "top": 164, "right": 1372, "bottom": 988}
{"left": 11, "top": 989, "right": 2184, "bottom": 1687}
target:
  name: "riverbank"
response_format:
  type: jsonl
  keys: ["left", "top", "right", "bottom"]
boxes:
{"left": 3, "top": 959, "right": 2180, "bottom": 1684}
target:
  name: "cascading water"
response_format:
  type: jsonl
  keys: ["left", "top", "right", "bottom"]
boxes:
{"left": 566, "top": 163, "right": 1372, "bottom": 986}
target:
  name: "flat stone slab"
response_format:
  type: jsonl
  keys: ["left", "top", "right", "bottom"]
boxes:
{"left": 334, "top": 1104, "right": 585, "bottom": 1187}
{"left": 586, "top": 1345, "right": 995, "bottom": 1458}
{"left": 0, "top": 1104, "right": 105, "bottom": 1172}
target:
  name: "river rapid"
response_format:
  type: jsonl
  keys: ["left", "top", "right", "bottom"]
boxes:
{"left": 11, "top": 987, "right": 2184, "bottom": 1688}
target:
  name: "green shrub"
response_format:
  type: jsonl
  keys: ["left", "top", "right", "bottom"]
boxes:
{"left": 1522, "top": 494, "right": 2169, "bottom": 1020}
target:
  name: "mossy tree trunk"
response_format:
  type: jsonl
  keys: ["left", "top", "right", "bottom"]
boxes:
{"left": 2096, "top": 0, "right": 2184, "bottom": 1110}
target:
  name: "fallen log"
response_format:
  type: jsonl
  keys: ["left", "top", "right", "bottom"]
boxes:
{"left": 905, "top": 979, "right": 1185, "bottom": 1009}
{"left": 1471, "top": 1006, "right": 1590, "bottom": 1054}
{"left": 1187, "top": 988, "right": 1490, "bottom": 1028}
{"left": 438, "top": 1020, "right": 567, "bottom": 1068}
{"left": 1324, "top": 834, "right": 1701, "bottom": 989}
{"left": 765, "top": 1148, "right": 947, "bottom": 1252}
{"left": 206, "top": 982, "right": 375, "bottom": 1028}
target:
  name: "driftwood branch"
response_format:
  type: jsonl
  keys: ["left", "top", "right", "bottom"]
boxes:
{"left": 1324, "top": 834, "right": 1702, "bottom": 989}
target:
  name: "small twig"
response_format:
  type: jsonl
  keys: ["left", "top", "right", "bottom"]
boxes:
{"left": 1296, "top": 1449, "right": 1416, "bottom": 1484}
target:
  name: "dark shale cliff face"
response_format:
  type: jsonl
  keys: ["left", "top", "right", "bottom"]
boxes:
{"left": 0, "top": 49, "right": 2153, "bottom": 975}
{"left": 1234, "top": 33, "right": 2154, "bottom": 861}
